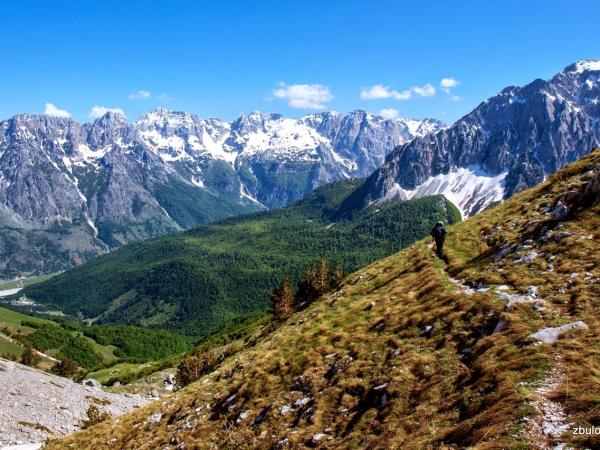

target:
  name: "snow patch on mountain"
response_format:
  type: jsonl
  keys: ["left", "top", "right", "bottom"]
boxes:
{"left": 573, "top": 60, "right": 600, "bottom": 73}
{"left": 234, "top": 117, "right": 325, "bottom": 161}
{"left": 377, "top": 166, "right": 507, "bottom": 218}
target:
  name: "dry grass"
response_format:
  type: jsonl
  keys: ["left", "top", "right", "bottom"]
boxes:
{"left": 46, "top": 149, "right": 600, "bottom": 449}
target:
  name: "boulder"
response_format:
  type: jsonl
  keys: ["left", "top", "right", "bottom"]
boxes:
{"left": 312, "top": 433, "right": 330, "bottom": 444}
{"left": 529, "top": 321, "right": 588, "bottom": 344}
{"left": 494, "top": 244, "right": 516, "bottom": 262}
{"left": 549, "top": 201, "right": 569, "bottom": 221}
{"left": 420, "top": 325, "right": 435, "bottom": 338}
{"left": 560, "top": 189, "right": 580, "bottom": 204}
{"left": 81, "top": 378, "right": 101, "bottom": 388}
{"left": 514, "top": 251, "right": 539, "bottom": 265}
{"left": 553, "top": 231, "right": 574, "bottom": 242}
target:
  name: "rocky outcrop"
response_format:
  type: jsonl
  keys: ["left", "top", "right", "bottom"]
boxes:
{"left": 357, "top": 60, "right": 600, "bottom": 216}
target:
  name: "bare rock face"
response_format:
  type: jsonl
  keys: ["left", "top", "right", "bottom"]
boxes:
{"left": 357, "top": 60, "right": 600, "bottom": 216}
{"left": 0, "top": 110, "right": 442, "bottom": 276}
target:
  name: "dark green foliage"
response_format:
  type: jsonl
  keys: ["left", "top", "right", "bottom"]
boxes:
{"left": 21, "top": 320, "right": 43, "bottom": 329}
{"left": 21, "top": 179, "right": 461, "bottom": 337}
{"left": 51, "top": 358, "right": 81, "bottom": 379}
{"left": 20, "top": 324, "right": 103, "bottom": 369}
{"left": 83, "top": 325, "right": 192, "bottom": 362}
{"left": 17, "top": 315, "right": 190, "bottom": 366}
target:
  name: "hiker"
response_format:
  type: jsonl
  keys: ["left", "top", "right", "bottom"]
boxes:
{"left": 431, "top": 221, "right": 447, "bottom": 258}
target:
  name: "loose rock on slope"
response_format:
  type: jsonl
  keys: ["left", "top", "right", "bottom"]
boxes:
{"left": 0, "top": 358, "right": 148, "bottom": 448}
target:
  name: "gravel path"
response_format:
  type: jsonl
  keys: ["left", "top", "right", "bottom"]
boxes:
{"left": 0, "top": 358, "right": 150, "bottom": 447}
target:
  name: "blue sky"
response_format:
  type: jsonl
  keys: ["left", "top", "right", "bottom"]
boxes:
{"left": 1, "top": 0, "right": 599, "bottom": 124}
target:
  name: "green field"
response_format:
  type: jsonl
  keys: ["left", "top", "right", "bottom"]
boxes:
{"left": 88, "top": 358, "right": 178, "bottom": 386}
{"left": 0, "top": 305, "right": 54, "bottom": 330}
{"left": 0, "top": 273, "right": 57, "bottom": 291}
{"left": 0, "top": 334, "right": 24, "bottom": 357}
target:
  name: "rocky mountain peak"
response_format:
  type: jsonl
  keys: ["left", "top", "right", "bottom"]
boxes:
{"left": 354, "top": 61, "right": 600, "bottom": 218}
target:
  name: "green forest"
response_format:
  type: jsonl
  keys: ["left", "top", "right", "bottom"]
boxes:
{"left": 17, "top": 319, "right": 192, "bottom": 370}
{"left": 20, "top": 179, "right": 460, "bottom": 337}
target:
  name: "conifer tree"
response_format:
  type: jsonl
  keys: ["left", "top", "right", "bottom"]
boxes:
{"left": 332, "top": 263, "right": 345, "bottom": 288}
{"left": 270, "top": 276, "right": 295, "bottom": 319}
{"left": 316, "top": 259, "right": 330, "bottom": 294}
{"left": 297, "top": 265, "right": 318, "bottom": 307}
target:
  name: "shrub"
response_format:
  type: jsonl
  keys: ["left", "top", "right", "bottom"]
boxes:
{"left": 51, "top": 358, "right": 81, "bottom": 379}
{"left": 176, "top": 351, "right": 216, "bottom": 387}
{"left": 81, "top": 405, "right": 110, "bottom": 429}
{"left": 20, "top": 346, "right": 41, "bottom": 367}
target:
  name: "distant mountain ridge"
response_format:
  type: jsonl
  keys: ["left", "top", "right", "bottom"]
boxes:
{"left": 0, "top": 110, "right": 442, "bottom": 276}
{"left": 354, "top": 60, "right": 600, "bottom": 216}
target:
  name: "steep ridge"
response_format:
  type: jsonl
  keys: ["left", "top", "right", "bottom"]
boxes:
{"left": 16, "top": 180, "right": 460, "bottom": 337}
{"left": 0, "top": 110, "right": 442, "bottom": 277}
{"left": 355, "top": 60, "right": 600, "bottom": 217}
{"left": 46, "top": 148, "right": 600, "bottom": 449}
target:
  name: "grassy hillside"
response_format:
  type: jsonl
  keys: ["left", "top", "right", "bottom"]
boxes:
{"left": 47, "top": 149, "right": 600, "bottom": 449}
{"left": 19, "top": 179, "right": 460, "bottom": 337}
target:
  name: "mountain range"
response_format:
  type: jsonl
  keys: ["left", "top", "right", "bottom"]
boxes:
{"left": 1, "top": 60, "right": 600, "bottom": 279}
{"left": 351, "top": 60, "right": 600, "bottom": 216}
{"left": 0, "top": 110, "right": 442, "bottom": 277}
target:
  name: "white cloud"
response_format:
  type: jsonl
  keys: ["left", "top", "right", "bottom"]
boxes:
{"left": 412, "top": 83, "right": 436, "bottom": 97}
{"left": 449, "top": 95, "right": 462, "bottom": 102}
{"left": 440, "top": 78, "right": 461, "bottom": 95}
{"left": 44, "top": 103, "right": 71, "bottom": 118}
{"left": 378, "top": 108, "right": 399, "bottom": 120}
{"left": 361, "top": 84, "right": 412, "bottom": 100}
{"left": 273, "top": 83, "right": 333, "bottom": 109}
{"left": 128, "top": 90, "right": 151, "bottom": 100}
{"left": 440, "top": 78, "right": 460, "bottom": 89}
{"left": 89, "top": 106, "right": 126, "bottom": 119}
{"left": 362, "top": 82, "right": 437, "bottom": 100}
